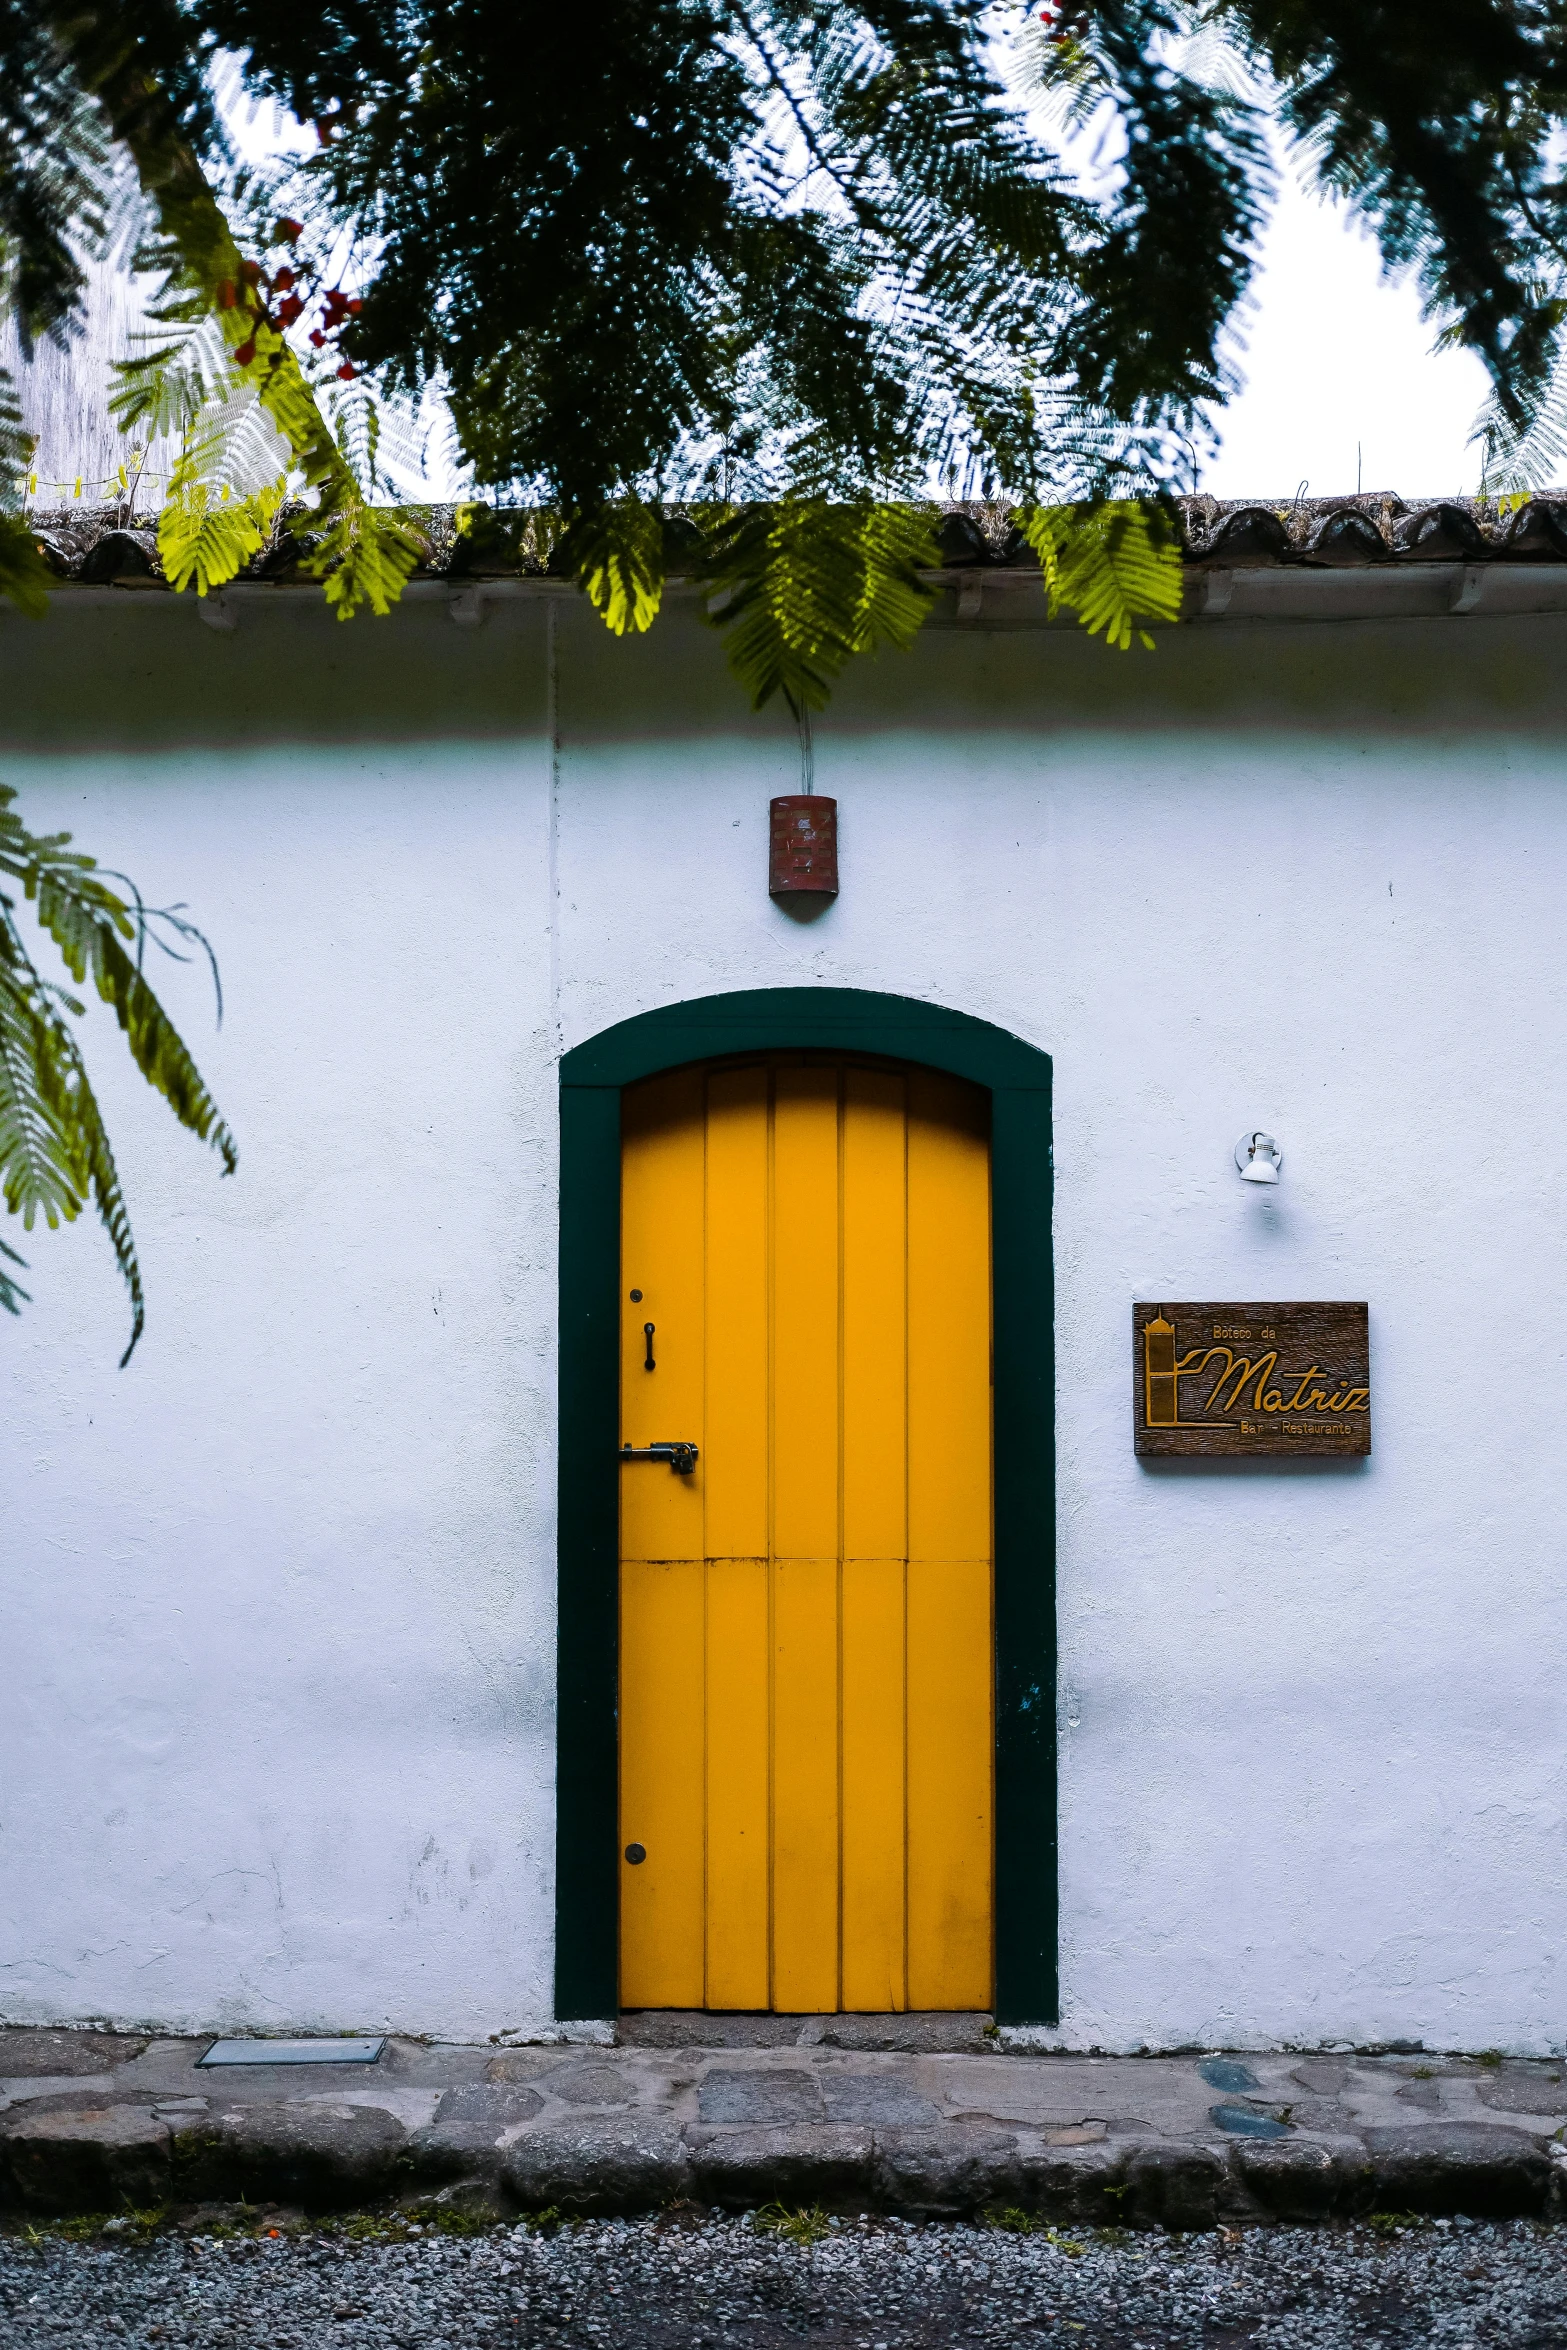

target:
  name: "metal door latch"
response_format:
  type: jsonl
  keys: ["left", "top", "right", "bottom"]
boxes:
{"left": 619, "top": 1441, "right": 699, "bottom": 1476}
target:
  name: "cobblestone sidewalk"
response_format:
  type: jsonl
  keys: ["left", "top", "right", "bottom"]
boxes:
{"left": 3, "top": 2022, "right": 1565, "bottom": 2227}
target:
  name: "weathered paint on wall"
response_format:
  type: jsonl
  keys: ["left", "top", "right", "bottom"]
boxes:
{"left": 4, "top": 586, "right": 1565, "bottom": 2050}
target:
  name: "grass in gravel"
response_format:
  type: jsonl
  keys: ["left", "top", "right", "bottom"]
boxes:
{"left": 753, "top": 2202, "right": 833, "bottom": 2248}
{"left": 324, "top": 2209, "right": 518, "bottom": 2243}
{"left": 327, "top": 2214, "right": 427, "bottom": 2244}
{"left": 403, "top": 2209, "right": 499, "bottom": 2238}
{"left": 982, "top": 2209, "right": 1086, "bottom": 2251}
{"left": 6, "top": 2203, "right": 529, "bottom": 2249}
{"left": 15, "top": 2207, "right": 171, "bottom": 2244}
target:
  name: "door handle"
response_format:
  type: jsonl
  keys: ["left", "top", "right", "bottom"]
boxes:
{"left": 619, "top": 1442, "right": 699, "bottom": 1476}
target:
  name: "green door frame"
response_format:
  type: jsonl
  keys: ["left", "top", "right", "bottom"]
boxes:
{"left": 554, "top": 987, "right": 1057, "bottom": 2025}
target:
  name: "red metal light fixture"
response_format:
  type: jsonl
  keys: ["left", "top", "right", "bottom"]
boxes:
{"left": 769, "top": 795, "right": 838, "bottom": 898}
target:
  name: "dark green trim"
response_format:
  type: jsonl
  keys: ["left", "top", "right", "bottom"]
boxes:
{"left": 990, "top": 1086, "right": 1058, "bottom": 2024}
{"left": 560, "top": 990, "right": 1052, "bottom": 1097}
{"left": 553, "top": 1084, "right": 623, "bottom": 2021}
{"left": 554, "top": 987, "right": 1057, "bottom": 2025}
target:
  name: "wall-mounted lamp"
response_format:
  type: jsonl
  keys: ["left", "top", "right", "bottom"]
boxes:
{"left": 1235, "top": 1131, "right": 1283, "bottom": 1185}
{"left": 769, "top": 795, "right": 838, "bottom": 899}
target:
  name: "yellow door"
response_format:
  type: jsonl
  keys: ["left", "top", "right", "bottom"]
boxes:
{"left": 618, "top": 1055, "right": 993, "bottom": 2011}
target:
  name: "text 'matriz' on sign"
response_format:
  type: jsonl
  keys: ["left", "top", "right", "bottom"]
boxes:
{"left": 1133, "top": 1302, "right": 1371, "bottom": 1458}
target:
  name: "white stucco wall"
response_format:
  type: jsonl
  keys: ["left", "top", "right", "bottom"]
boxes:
{"left": 4, "top": 582, "right": 1565, "bottom": 2049}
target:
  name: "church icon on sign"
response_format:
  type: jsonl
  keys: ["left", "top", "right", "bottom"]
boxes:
{"left": 1144, "top": 1312, "right": 1178, "bottom": 1425}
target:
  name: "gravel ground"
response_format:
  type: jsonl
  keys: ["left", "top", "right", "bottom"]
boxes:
{"left": 3, "top": 2210, "right": 1565, "bottom": 2349}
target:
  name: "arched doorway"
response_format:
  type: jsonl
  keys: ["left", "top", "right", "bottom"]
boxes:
{"left": 555, "top": 990, "right": 1056, "bottom": 2026}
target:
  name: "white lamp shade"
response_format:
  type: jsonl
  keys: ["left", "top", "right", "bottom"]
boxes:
{"left": 1237, "top": 1131, "right": 1282, "bottom": 1182}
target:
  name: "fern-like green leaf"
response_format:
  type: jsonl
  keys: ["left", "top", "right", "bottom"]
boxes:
{"left": 0, "top": 909, "right": 146, "bottom": 1359}
{"left": 697, "top": 500, "right": 941, "bottom": 710}
{"left": 854, "top": 503, "right": 943, "bottom": 651}
{"left": 0, "top": 782, "right": 238, "bottom": 1359}
{"left": 1472, "top": 337, "right": 1567, "bottom": 495}
{"left": 0, "top": 515, "right": 55, "bottom": 621}
{"left": 1017, "top": 500, "right": 1183, "bottom": 648}
{"left": 0, "top": 949, "right": 89, "bottom": 1233}
{"left": 158, "top": 478, "right": 286, "bottom": 596}
{"left": 259, "top": 341, "right": 344, "bottom": 489}
{"left": 114, "top": 313, "right": 240, "bottom": 444}
{"left": 0, "top": 367, "right": 38, "bottom": 503}
{"left": 566, "top": 502, "right": 668, "bottom": 635}
{"left": 305, "top": 495, "right": 431, "bottom": 621}
{"left": 12, "top": 837, "right": 236, "bottom": 1181}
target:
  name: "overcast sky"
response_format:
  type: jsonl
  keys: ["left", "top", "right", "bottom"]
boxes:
{"left": 1201, "top": 160, "right": 1492, "bottom": 502}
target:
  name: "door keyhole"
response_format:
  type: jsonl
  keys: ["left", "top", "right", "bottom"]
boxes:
{"left": 643, "top": 1321, "right": 656, "bottom": 1371}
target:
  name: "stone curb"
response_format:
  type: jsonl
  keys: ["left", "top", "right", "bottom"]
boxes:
{"left": 6, "top": 2035, "right": 1566, "bottom": 2227}
{"left": 2, "top": 2105, "right": 1562, "bottom": 2227}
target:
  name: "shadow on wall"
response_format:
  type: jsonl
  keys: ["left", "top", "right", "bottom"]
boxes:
{"left": 772, "top": 892, "right": 836, "bottom": 926}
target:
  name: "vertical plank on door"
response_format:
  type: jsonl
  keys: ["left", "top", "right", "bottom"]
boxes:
{"left": 905, "top": 1557, "right": 992, "bottom": 2008}
{"left": 619, "top": 1069, "right": 708, "bottom": 2007}
{"left": 906, "top": 1071, "right": 994, "bottom": 2010}
{"left": 619, "top": 1560, "right": 705, "bottom": 2006}
{"left": 620, "top": 1071, "right": 706, "bottom": 1566}
{"left": 906, "top": 1073, "right": 991, "bottom": 1561}
{"left": 840, "top": 1069, "right": 909, "bottom": 2011}
{"left": 771, "top": 1066, "right": 841, "bottom": 1560}
{"left": 705, "top": 1069, "right": 770, "bottom": 1560}
{"left": 704, "top": 1559, "right": 770, "bottom": 2008}
{"left": 703, "top": 1068, "right": 771, "bottom": 2007}
{"left": 770, "top": 1065, "right": 841, "bottom": 2011}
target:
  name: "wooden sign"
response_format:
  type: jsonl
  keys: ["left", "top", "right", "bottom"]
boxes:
{"left": 1134, "top": 1302, "right": 1370, "bottom": 1457}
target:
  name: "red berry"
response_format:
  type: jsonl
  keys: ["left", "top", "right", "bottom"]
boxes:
{"left": 346, "top": 298, "right": 362, "bottom": 315}
{"left": 239, "top": 259, "right": 262, "bottom": 285}
{"left": 275, "top": 217, "right": 303, "bottom": 242}
{"left": 217, "top": 279, "right": 236, "bottom": 309}
{"left": 309, "top": 329, "right": 327, "bottom": 347}
{"left": 277, "top": 294, "right": 304, "bottom": 325}
{"left": 234, "top": 338, "right": 256, "bottom": 366}
{"left": 336, "top": 362, "right": 356, "bottom": 380}
{"left": 273, "top": 268, "right": 296, "bottom": 292}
